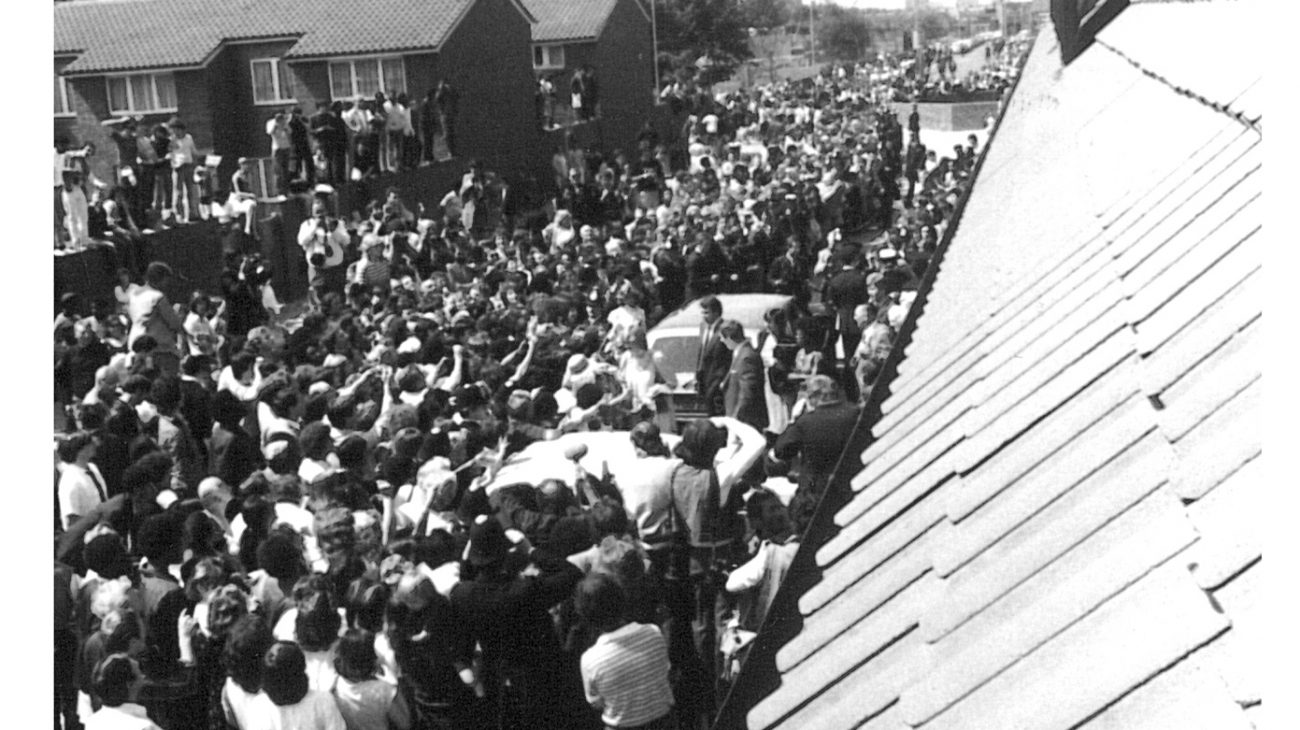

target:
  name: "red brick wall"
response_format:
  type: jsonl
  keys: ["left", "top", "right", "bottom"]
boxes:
{"left": 590, "top": 0, "right": 655, "bottom": 154}
{"left": 436, "top": 0, "right": 540, "bottom": 176}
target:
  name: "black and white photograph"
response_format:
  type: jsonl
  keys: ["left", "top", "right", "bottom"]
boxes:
{"left": 44, "top": 0, "right": 1270, "bottom": 728}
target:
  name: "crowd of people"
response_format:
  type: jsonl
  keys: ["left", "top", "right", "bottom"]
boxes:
{"left": 52, "top": 46, "right": 1012, "bottom": 729}
{"left": 858, "top": 36, "right": 1030, "bottom": 104}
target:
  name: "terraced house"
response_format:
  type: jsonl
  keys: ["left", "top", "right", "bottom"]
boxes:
{"left": 54, "top": 0, "right": 538, "bottom": 187}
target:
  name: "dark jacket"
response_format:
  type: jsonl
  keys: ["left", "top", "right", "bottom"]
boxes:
{"left": 723, "top": 341, "right": 767, "bottom": 430}
{"left": 449, "top": 553, "right": 585, "bottom": 727}
{"left": 773, "top": 400, "right": 861, "bottom": 496}
{"left": 694, "top": 321, "right": 731, "bottom": 416}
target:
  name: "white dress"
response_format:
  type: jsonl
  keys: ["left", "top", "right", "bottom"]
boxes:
{"left": 759, "top": 335, "right": 790, "bottom": 435}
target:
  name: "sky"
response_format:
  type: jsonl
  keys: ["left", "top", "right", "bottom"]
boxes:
{"left": 813, "top": 0, "right": 995, "bottom": 9}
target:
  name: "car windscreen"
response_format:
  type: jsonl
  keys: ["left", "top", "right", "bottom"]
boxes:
{"left": 650, "top": 334, "right": 700, "bottom": 382}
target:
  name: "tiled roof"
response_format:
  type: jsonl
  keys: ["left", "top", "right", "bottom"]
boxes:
{"left": 54, "top": 0, "right": 486, "bottom": 73}
{"left": 525, "top": 0, "right": 620, "bottom": 42}
{"left": 718, "top": 1, "right": 1263, "bottom": 728}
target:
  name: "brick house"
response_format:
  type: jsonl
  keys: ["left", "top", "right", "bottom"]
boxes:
{"left": 524, "top": 0, "right": 654, "bottom": 153}
{"left": 54, "top": 0, "right": 539, "bottom": 190}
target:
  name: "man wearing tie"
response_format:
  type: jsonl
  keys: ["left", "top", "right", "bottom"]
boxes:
{"left": 719, "top": 319, "right": 768, "bottom": 431}
{"left": 56, "top": 431, "right": 107, "bottom": 530}
{"left": 695, "top": 296, "right": 731, "bottom": 416}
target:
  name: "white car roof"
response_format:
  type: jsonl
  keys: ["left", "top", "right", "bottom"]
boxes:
{"left": 650, "top": 294, "right": 793, "bottom": 335}
{"left": 484, "top": 430, "right": 682, "bottom": 495}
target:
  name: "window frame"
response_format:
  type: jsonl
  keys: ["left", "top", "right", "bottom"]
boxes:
{"left": 55, "top": 74, "right": 73, "bottom": 117}
{"left": 533, "top": 44, "right": 566, "bottom": 71}
{"left": 325, "top": 55, "right": 408, "bottom": 101}
{"left": 103, "top": 71, "right": 179, "bottom": 115}
{"left": 250, "top": 57, "right": 296, "bottom": 106}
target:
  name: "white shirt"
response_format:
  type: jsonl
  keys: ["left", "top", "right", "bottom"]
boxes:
{"left": 247, "top": 689, "right": 345, "bottom": 730}
{"left": 216, "top": 364, "right": 263, "bottom": 402}
{"left": 58, "top": 462, "right": 107, "bottom": 529}
{"left": 84, "top": 703, "right": 161, "bottom": 730}
{"left": 221, "top": 679, "right": 264, "bottom": 730}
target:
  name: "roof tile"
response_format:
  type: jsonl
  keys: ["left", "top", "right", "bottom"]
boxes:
{"left": 923, "top": 430, "right": 1175, "bottom": 641}
{"left": 903, "top": 493, "right": 1198, "bottom": 725}
{"left": 1168, "top": 379, "right": 1260, "bottom": 501}
{"left": 919, "top": 560, "right": 1229, "bottom": 730}
{"left": 524, "top": 0, "right": 622, "bottom": 42}
{"left": 1079, "top": 656, "right": 1252, "bottom": 730}
{"left": 55, "top": 0, "right": 483, "bottom": 73}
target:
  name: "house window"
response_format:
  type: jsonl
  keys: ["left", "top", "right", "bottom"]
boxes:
{"left": 105, "top": 72, "right": 177, "bottom": 114}
{"left": 328, "top": 56, "right": 407, "bottom": 100}
{"left": 55, "top": 74, "right": 72, "bottom": 117}
{"left": 251, "top": 58, "right": 295, "bottom": 104}
{"left": 533, "top": 44, "right": 565, "bottom": 70}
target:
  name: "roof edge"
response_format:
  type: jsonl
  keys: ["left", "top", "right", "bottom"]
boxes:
{"left": 710, "top": 31, "right": 1041, "bottom": 730}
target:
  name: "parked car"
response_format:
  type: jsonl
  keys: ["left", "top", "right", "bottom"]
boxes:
{"left": 646, "top": 293, "right": 794, "bottom": 424}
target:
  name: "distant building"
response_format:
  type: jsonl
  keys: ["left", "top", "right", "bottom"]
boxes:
{"left": 524, "top": 0, "right": 654, "bottom": 149}
{"left": 54, "top": 0, "right": 539, "bottom": 187}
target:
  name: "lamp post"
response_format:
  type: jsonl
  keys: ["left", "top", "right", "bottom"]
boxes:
{"left": 650, "top": 0, "right": 660, "bottom": 96}
{"left": 809, "top": 0, "right": 817, "bottom": 68}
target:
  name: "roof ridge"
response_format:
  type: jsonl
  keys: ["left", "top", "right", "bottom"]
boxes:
{"left": 1093, "top": 38, "right": 1261, "bottom": 134}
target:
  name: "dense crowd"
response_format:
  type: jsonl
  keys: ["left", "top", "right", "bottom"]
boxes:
{"left": 53, "top": 51, "right": 1004, "bottom": 730}
{"left": 859, "top": 36, "right": 1031, "bottom": 103}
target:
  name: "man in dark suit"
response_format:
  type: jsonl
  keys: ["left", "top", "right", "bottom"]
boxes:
{"left": 694, "top": 295, "right": 730, "bottom": 416}
{"left": 719, "top": 319, "right": 767, "bottom": 431}
{"left": 772, "top": 375, "right": 861, "bottom": 498}
{"left": 824, "top": 250, "right": 871, "bottom": 361}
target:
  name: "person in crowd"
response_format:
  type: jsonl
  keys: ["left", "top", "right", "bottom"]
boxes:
{"left": 694, "top": 296, "right": 730, "bottom": 418}
{"left": 266, "top": 112, "right": 292, "bottom": 196}
{"left": 126, "top": 262, "right": 184, "bottom": 376}
{"left": 719, "top": 320, "right": 767, "bottom": 433}
{"left": 251, "top": 641, "right": 346, "bottom": 729}
{"left": 575, "top": 573, "right": 675, "bottom": 730}
{"left": 84, "top": 653, "right": 162, "bottom": 730}
{"left": 168, "top": 120, "right": 198, "bottom": 224}
{"left": 332, "top": 628, "right": 412, "bottom": 730}
{"left": 771, "top": 375, "right": 861, "bottom": 499}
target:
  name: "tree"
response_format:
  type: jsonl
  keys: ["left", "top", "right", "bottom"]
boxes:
{"left": 819, "top": 4, "right": 872, "bottom": 62}
{"left": 739, "top": 0, "right": 790, "bottom": 31}
{"left": 917, "top": 9, "right": 952, "bottom": 44}
{"left": 657, "top": 0, "right": 754, "bottom": 84}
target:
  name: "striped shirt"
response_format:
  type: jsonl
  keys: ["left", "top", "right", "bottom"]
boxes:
{"left": 580, "top": 623, "right": 674, "bottom": 728}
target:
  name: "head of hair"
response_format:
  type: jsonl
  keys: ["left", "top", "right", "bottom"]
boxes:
{"left": 673, "top": 419, "right": 727, "bottom": 468}
{"left": 223, "top": 614, "right": 274, "bottom": 693}
{"left": 148, "top": 375, "right": 183, "bottom": 414}
{"left": 265, "top": 436, "right": 302, "bottom": 476}
{"left": 699, "top": 295, "right": 722, "bottom": 315}
{"left": 144, "top": 262, "right": 173, "bottom": 288}
{"left": 255, "top": 530, "right": 306, "bottom": 586}
{"left": 333, "top": 628, "right": 379, "bottom": 683}
{"left": 297, "top": 421, "right": 333, "bottom": 461}
{"left": 745, "top": 489, "right": 792, "bottom": 540}
{"left": 805, "top": 374, "right": 845, "bottom": 408}
{"left": 137, "top": 513, "right": 183, "bottom": 565}
{"left": 57, "top": 431, "right": 94, "bottom": 463}
{"left": 91, "top": 653, "right": 137, "bottom": 707}
{"left": 293, "top": 578, "right": 341, "bottom": 652}
{"left": 262, "top": 642, "right": 310, "bottom": 706}
{"left": 573, "top": 573, "right": 627, "bottom": 634}
{"left": 184, "top": 510, "right": 225, "bottom": 557}
{"left": 719, "top": 319, "right": 745, "bottom": 343}
{"left": 589, "top": 496, "right": 628, "bottom": 539}
{"left": 185, "top": 556, "right": 229, "bottom": 603}
{"left": 344, "top": 578, "right": 390, "bottom": 632}
{"left": 207, "top": 584, "right": 250, "bottom": 639}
